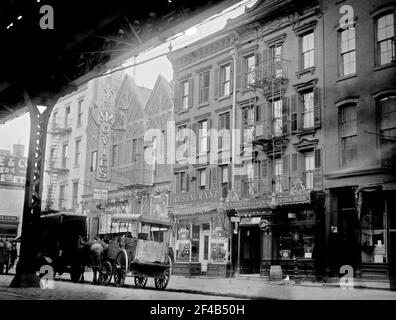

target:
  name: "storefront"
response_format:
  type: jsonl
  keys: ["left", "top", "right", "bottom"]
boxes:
{"left": 226, "top": 180, "right": 326, "bottom": 279}
{"left": 328, "top": 183, "right": 396, "bottom": 280}
{"left": 169, "top": 188, "right": 231, "bottom": 277}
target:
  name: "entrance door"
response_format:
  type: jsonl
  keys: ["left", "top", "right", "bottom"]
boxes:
{"left": 240, "top": 227, "right": 260, "bottom": 274}
{"left": 200, "top": 229, "right": 210, "bottom": 272}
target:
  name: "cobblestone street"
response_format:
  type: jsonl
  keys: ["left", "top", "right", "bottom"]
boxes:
{"left": 1, "top": 272, "right": 396, "bottom": 300}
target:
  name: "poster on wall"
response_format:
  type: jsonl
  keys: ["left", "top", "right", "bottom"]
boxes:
{"left": 151, "top": 194, "right": 168, "bottom": 218}
{"left": 210, "top": 215, "right": 229, "bottom": 263}
{"left": 210, "top": 238, "right": 228, "bottom": 263}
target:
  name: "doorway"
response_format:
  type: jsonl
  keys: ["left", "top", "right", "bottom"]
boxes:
{"left": 239, "top": 226, "right": 260, "bottom": 274}
{"left": 199, "top": 228, "right": 210, "bottom": 272}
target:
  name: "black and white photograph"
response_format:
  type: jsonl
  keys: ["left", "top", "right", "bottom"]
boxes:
{"left": 0, "top": 0, "right": 395, "bottom": 311}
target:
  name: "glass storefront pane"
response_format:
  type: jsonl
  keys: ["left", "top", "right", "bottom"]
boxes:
{"left": 361, "top": 193, "right": 387, "bottom": 264}
{"left": 191, "top": 224, "right": 200, "bottom": 262}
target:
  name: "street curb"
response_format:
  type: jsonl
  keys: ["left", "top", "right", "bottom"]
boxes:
{"left": 175, "top": 275, "right": 393, "bottom": 292}
{"left": 0, "top": 291, "right": 35, "bottom": 300}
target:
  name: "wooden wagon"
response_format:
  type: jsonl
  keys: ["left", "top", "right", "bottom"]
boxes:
{"left": 97, "top": 214, "right": 172, "bottom": 290}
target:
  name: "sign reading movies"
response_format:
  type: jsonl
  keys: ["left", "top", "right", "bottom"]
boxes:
{"left": 0, "top": 155, "right": 27, "bottom": 184}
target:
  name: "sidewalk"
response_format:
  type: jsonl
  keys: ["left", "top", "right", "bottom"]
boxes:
{"left": 167, "top": 275, "right": 396, "bottom": 300}
{"left": 1, "top": 272, "right": 395, "bottom": 300}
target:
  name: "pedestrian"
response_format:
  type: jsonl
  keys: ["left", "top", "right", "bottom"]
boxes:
{"left": 10, "top": 240, "right": 18, "bottom": 270}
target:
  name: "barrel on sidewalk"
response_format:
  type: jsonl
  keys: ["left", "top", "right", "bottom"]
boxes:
{"left": 269, "top": 265, "right": 283, "bottom": 281}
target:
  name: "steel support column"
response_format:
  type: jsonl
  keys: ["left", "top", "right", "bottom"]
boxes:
{"left": 10, "top": 92, "right": 55, "bottom": 288}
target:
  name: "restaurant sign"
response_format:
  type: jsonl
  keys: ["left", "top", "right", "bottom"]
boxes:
{"left": 170, "top": 189, "right": 221, "bottom": 206}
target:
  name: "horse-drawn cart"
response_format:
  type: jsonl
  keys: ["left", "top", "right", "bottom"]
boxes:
{"left": 98, "top": 214, "right": 173, "bottom": 290}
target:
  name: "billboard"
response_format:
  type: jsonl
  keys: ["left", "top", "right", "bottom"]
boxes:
{"left": 0, "top": 155, "right": 27, "bottom": 184}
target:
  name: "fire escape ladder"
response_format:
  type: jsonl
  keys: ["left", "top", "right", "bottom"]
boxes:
{"left": 46, "top": 134, "right": 61, "bottom": 210}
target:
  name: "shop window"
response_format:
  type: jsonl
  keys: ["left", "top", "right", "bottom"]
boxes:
{"left": 176, "top": 223, "right": 190, "bottom": 262}
{"left": 361, "top": 192, "right": 387, "bottom": 264}
{"left": 191, "top": 224, "right": 200, "bottom": 262}
{"left": 279, "top": 209, "right": 315, "bottom": 260}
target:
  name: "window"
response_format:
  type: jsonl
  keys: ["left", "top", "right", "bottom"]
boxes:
{"left": 341, "top": 105, "right": 358, "bottom": 167}
{"left": 301, "top": 32, "right": 314, "bottom": 69}
{"left": 199, "top": 71, "right": 210, "bottom": 104}
{"left": 65, "top": 105, "right": 71, "bottom": 127}
{"left": 61, "top": 144, "right": 68, "bottom": 168}
{"left": 199, "top": 169, "right": 206, "bottom": 189}
{"left": 242, "top": 105, "right": 261, "bottom": 143}
{"left": 246, "top": 55, "right": 256, "bottom": 85}
{"left": 75, "top": 139, "right": 81, "bottom": 166}
{"left": 340, "top": 27, "right": 356, "bottom": 75}
{"left": 274, "top": 158, "right": 283, "bottom": 193}
{"left": 198, "top": 120, "right": 208, "bottom": 155}
{"left": 376, "top": 14, "right": 395, "bottom": 65}
{"left": 304, "top": 152, "right": 314, "bottom": 190}
{"left": 91, "top": 151, "right": 97, "bottom": 172}
{"left": 303, "top": 91, "right": 314, "bottom": 129}
{"left": 176, "top": 125, "right": 189, "bottom": 160}
{"left": 72, "top": 182, "right": 79, "bottom": 206}
{"left": 181, "top": 80, "right": 189, "bottom": 110}
{"left": 112, "top": 145, "right": 118, "bottom": 167}
{"left": 272, "top": 44, "right": 283, "bottom": 77}
{"left": 220, "top": 64, "right": 231, "bottom": 96}
{"left": 273, "top": 99, "right": 283, "bottom": 137}
{"left": 176, "top": 172, "right": 187, "bottom": 192}
{"left": 77, "top": 99, "right": 83, "bottom": 127}
{"left": 59, "top": 185, "right": 66, "bottom": 210}
{"left": 218, "top": 112, "right": 230, "bottom": 150}
{"left": 221, "top": 166, "right": 229, "bottom": 184}
{"left": 379, "top": 96, "right": 396, "bottom": 165}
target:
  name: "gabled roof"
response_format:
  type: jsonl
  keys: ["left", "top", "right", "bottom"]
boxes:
{"left": 145, "top": 74, "right": 173, "bottom": 115}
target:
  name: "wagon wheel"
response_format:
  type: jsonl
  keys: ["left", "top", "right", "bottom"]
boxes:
{"left": 114, "top": 249, "right": 128, "bottom": 287}
{"left": 98, "top": 261, "right": 112, "bottom": 286}
{"left": 154, "top": 261, "right": 171, "bottom": 290}
{"left": 134, "top": 276, "right": 148, "bottom": 288}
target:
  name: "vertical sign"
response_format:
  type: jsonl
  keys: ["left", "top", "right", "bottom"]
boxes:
{"left": 95, "top": 86, "right": 115, "bottom": 182}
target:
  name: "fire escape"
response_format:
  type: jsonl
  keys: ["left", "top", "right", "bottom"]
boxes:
{"left": 45, "top": 117, "right": 72, "bottom": 210}
{"left": 249, "top": 51, "right": 291, "bottom": 195}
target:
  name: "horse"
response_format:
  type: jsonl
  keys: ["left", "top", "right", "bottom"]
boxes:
{"left": 75, "top": 236, "right": 108, "bottom": 284}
